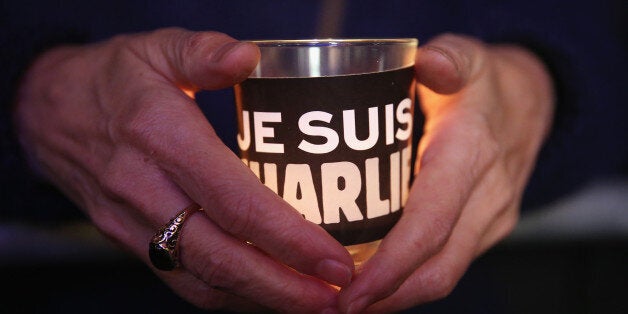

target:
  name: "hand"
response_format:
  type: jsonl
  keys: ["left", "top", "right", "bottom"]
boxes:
{"left": 338, "top": 34, "right": 555, "bottom": 313}
{"left": 14, "top": 28, "right": 354, "bottom": 313}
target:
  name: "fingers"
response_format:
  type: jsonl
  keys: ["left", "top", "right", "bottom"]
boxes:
{"left": 180, "top": 213, "right": 340, "bottom": 312}
{"left": 364, "top": 163, "right": 520, "bottom": 313}
{"left": 106, "top": 28, "right": 354, "bottom": 287}
{"left": 18, "top": 27, "right": 349, "bottom": 313}
{"left": 363, "top": 216, "right": 480, "bottom": 313}
{"left": 133, "top": 28, "right": 260, "bottom": 91}
{"left": 86, "top": 147, "right": 339, "bottom": 312}
{"left": 338, "top": 116, "right": 498, "bottom": 313}
{"left": 111, "top": 80, "right": 354, "bottom": 288}
{"left": 338, "top": 34, "right": 500, "bottom": 313}
{"left": 367, "top": 229, "right": 477, "bottom": 313}
{"left": 338, "top": 34, "right": 542, "bottom": 313}
{"left": 415, "top": 33, "right": 485, "bottom": 95}
{"left": 160, "top": 118, "right": 355, "bottom": 287}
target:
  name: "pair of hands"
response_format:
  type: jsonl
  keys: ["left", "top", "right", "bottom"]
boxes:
{"left": 14, "top": 28, "right": 554, "bottom": 313}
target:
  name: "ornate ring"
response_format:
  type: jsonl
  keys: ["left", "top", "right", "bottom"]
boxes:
{"left": 149, "top": 203, "right": 202, "bottom": 271}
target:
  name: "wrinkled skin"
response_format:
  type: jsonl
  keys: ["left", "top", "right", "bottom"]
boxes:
{"left": 14, "top": 28, "right": 553, "bottom": 313}
{"left": 338, "top": 34, "right": 554, "bottom": 313}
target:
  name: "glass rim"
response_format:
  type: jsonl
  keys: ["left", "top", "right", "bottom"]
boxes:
{"left": 248, "top": 38, "right": 418, "bottom": 48}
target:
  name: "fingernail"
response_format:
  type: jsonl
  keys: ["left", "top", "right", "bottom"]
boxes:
{"left": 209, "top": 41, "right": 242, "bottom": 63}
{"left": 316, "top": 259, "right": 353, "bottom": 287}
{"left": 346, "top": 296, "right": 371, "bottom": 314}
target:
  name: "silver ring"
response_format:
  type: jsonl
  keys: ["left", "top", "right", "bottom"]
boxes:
{"left": 149, "top": 203, "right": 202, "bottom": 271}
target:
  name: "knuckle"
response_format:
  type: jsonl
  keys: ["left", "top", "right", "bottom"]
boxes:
{"left": 212, "top": 188, "right": 259, "bottom": 238}
{"left": 222, "top": 201, "right": 256, "bottom": 239}
{"left": 107, "top": 33, "right": 136, "bottom": 50}
{"left": 424, "top": 266, "right": 458, "bottom": 301}
{"left": 410, "top": 213, "right": 454, "bottom": 256}
{"left": 91, "top": 151, "right": 135, "bottom": 206}
{"left": 182, "top": 30, "right": 234, "bottom": 60}
{"left": 188, "top": 244, "right": 241, "bottom": 291}
{"left": 184, "top": 32, "right": 208, "bottom": 54}
{"left": 143, "top": 27, "right": 188, "bottom": 55}
{"left": 112, "top": 95, "right": 174, "bottom": 150}
{"left": 187, "top": 31, "right": 233, "bottom": 49}
{"left": 97, "top": 165, "right": 128, "bottom": 203}
{"left": 427, "top": 215, "right": 454, "bottom": 252}
{"left": 199, "top": 259, "right": 235, "bottom": 291}
{"left": 483, "top": 138, "right": 502, "bottom": 169}
{"left": 461, "top": 114, "right": 502, "bottom": 179}
{"left": 432, "top": 277, "right": 457, "bottom": 301}
{"left": 105, "top": 34, "right": 143, "bottom": 68}
{"left": 469, "top": 113, "right": 501, "bottom": 160}
{"left": 110, "top": 95, "right": 206, "bottom": 159}
{"left": 116, "top": 97, "right": 158, "bottom": 140}
{"left": 185, "top": 31, "right": 228, "bottom": 50}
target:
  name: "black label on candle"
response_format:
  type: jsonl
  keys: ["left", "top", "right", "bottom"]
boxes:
{"left": 234, "top": 66, "right": 416, "bottom": 245}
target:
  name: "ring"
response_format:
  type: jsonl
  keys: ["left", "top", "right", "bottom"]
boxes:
{"left": 149, "top": 203, "right": 202, "bottom": 271}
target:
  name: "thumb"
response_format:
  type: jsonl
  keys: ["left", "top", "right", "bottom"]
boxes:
{"left": 137, "top": 27, "right": 260, "bottom": 91}
{"left": 415, "top": 33, "right": 486, "bottom": 94}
